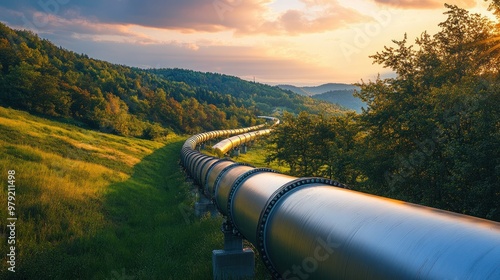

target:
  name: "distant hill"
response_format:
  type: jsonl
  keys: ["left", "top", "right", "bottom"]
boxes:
{"left": 277, "top": 83, "right": 364, "bottom": 112}
{"left": 0, "top": 22, "right": 344, "bottom": 137}
{"left": 312, "top": 89, "right": 365, "bottom": 113}
{"left": 276, "top": 84, "right": 313, "bottom": 96}
{"left": 149, "top": 69, "right": 344, "bottom": 117}
{"left": 277, "top": 83, "right": 358, "bottom": 96}
{"left": 302, "top": 83, "right": 359, "bottom": 95}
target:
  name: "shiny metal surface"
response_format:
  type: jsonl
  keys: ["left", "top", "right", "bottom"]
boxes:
{"left": 180, "top": 117, "right": 500, "bottom": 280}
{"left": 211, "top": 116, "right": 278, "bottom": 157}
{"left": 188, "top": 153, "right": 205, "bottom": 178}
{"left": 190, "top": 154, "right": 209, "bottom": 185}
{"left": 214, "top": 165, "right": 254, "bottom": 215}
{"left": 265, "top": 185, "right": 500, "bottom": 279}
{"left": 195, "top": 156, "right": 215, "bottom": 185}
{"left": 212, "top": 129, "right": 272, "bottom": 157}
{"left": 199, "top": 158, "right": 220, "bottom": 187}
{"left": 205, "top": 160, "right": 235, "bottom": 196}
{"left": 231, "top": 172, "right": 295, "bottom": 244}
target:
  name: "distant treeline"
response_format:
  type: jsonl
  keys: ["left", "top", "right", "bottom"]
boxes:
{"left": 0, "top": 23, "right": 342, "bottom": 139}
{"left": 266, "top": 5, "right": 500, "bottom": 221}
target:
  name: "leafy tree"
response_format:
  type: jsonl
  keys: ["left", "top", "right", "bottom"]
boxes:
{"left": 0, "top": 21, "right": 345, "bottom": 137}
{"left": 266, "top": 112, "right": 361, "bottom": 184}
{"left": 488, "top": 0, "right": 500, "bottom": 17}
{"left": 355, "top": 4, "right": 499, "bottom": 220}
{"left": 0, "top": 38, "right": 20, "bottom": 73}
{"left": 2, "top": 62, "right": 39, "bottom": 110}
{"left": 321, "top": 113, "right": 360, "bottom": 185}
{"left": 267, "top": 4, "right": 500, "bottom": 221}
{"left": 266, "top": 112, "right": 314, "bottom": 176}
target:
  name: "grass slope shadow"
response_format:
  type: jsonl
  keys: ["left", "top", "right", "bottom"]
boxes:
{"left": 9, "top": 139, "right": 225, "bottom": 280}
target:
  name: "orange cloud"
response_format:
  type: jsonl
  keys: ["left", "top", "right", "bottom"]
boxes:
{"left": 0, "top": 0, "right": 370, "bottom": 36}
{"left": 227, "top": 0, "right": 371, "bottom": 35}
{"left": 372, "top": 0, "right": 477, "bottom": 9}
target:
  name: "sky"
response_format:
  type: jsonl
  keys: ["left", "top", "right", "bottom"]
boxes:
{"left": 0, "top": 0, "right": 495, "bottom": 86}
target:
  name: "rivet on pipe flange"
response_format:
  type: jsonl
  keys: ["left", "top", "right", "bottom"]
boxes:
{"left": 226, "top": 168, "right": 278, "bottom": 238}
{"left": 256, "top": 177, "right": 345, "bottom": 279}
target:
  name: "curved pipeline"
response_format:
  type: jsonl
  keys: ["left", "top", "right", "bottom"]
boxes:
{"left": 180, "top": 118, "right": 500, "bottom": 280}
{"left": 212, "top": 129, "right": 272, "bottom": 157}
{"left": 212, "top": 116, "right": 279, "bottom": 157}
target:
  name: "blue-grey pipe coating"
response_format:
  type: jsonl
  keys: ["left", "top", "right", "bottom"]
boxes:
{"left": 180, "top": 117, "right": 500, "bottom": 279}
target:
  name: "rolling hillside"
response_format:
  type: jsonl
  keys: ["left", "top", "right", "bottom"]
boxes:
{"left": 312, "top": 89, "right": 366, "bottom": 113}
{"left": 0, "top": 22, "right": 345, "bottom": 138}
{"left": 148, "top": 68, "right": 345, "bottom": 116}
{"left": 301, "top": 83, "right": 359, "bottom": 95}
{"left": 277, "top": 83, "right": 358, "bottom": 96}
{"left": 0, "top": 106, "right": 271, "bottom": 279}
{"left": 278, "top": 83, "right": 364, "bottom": 112}
{"left": 275, "top": 84, "right": 312, "bottom": 96}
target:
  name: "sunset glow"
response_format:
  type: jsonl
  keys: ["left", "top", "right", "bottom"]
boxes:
{"left": 0, "top": 0, "right": 494, "bottom": 85}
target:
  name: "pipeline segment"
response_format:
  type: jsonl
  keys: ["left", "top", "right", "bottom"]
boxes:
{"left": 212, "top": 116, "right": 279, "bottom": 157}
{"left": 212, "top": 129, "right": 272, "bottom": 157}
{"left": 181, "top": 118, "right": 500, "bottom": 279}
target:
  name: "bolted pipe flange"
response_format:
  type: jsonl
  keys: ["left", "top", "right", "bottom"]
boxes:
{"left": 225, "top": 168, "right": 278, "bottom": 239}
{"left": 221, "top": 220, "right": 234, "bottom": 233}
{"left": 256, "top": 177, "right": 345, "bottom": 279}
{"left": 203, "top": 158, "right": 234, "bottom": 196}
{"left": 212, "top": 162, "right": 253, "bottom": 201}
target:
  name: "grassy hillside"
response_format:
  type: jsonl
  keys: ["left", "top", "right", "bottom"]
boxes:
{"left": 0, "top": 106, "right": 269, "bottom": 279}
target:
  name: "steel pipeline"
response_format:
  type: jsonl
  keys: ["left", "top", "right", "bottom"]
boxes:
{"left": 180, "top": 117, "right": 500, "bottom": 279}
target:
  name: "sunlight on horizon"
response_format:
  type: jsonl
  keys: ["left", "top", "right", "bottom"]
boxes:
{"left": 0, "top": 0, "right": 495, "bottom": 85}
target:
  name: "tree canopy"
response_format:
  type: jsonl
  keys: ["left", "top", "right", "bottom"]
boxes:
{"left": 0, "top": 23, "right": 343, "bottom": 139}
{"left": 266, "top": 4, "right": 500, "bottom": 221}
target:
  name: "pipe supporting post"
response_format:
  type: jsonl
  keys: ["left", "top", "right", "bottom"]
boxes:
{"left": 212, "top": 222, "right": 255, "bottom": 280}
{"left": 194, "top": 191, "right": 216, "bottom": 217}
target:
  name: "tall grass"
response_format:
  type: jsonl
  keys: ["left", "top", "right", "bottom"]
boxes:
{"left": 0, "top": 107, "right": 270, "bottom": 279}
{"left": 226, "top": 142, "right": 289, "bottom": 174}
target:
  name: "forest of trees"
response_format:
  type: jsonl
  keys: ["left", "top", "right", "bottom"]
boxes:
{"left": 1, "top": 3, "right": 498, "bottom": 220}
{"left": 150, "top": 68, "right": 337, "bottom": 114}
{"left": 266, "top": 5, "right": 500, "bottom": 221}
{"left": 0, "top": 23, "right": 342, "bottom": 139}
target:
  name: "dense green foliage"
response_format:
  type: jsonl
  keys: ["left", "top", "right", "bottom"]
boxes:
{"left": 266, "top": 112, "right": 359, "bottom": 184}
{"left": 150, "top": 68, "right": 344, "bottom": 116}
{"left": 266, "top": 5, "right": 500, "bottom": 221}
{"left": 0, "top": 23, "right": 342, "bottom": 138}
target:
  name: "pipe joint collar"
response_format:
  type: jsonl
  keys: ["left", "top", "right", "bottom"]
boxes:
{"left": 226, "top": 168, "right": 278, "bottom": 237}
{"left": 257, "top": 177, "right": 345, "bottom": 279}
{"left": 212, "top": 162, "right": 253, "bottom": 210}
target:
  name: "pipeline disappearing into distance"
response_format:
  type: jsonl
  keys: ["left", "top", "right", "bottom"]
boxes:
{"left": 180, "top": 117, "right": 500, "bottom": 279}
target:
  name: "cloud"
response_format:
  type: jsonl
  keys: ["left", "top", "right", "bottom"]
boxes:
{"left": 251, "top": 2, "right": 370, "bottom": 35}
{"left": 0, "top": 6, "right": 157, "bottom": 44}
{"left": 35, "top": 35, "right": 335, "bottom": 84}
{"left": 0, "top": 0, "right": 370, "bottom": 36}
{"left": 372, "top": 0, "right": 477, "bottom": 9}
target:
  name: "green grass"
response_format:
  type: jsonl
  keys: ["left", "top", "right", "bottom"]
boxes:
{"left": 0, "top": 106, "right": 272, "bottom": 279}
